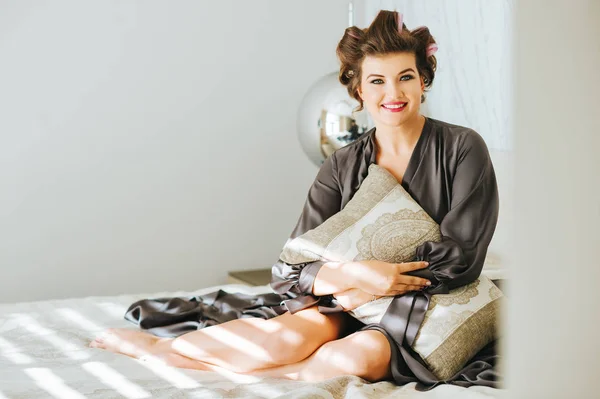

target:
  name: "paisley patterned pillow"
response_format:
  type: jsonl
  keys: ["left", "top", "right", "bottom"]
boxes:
{"left": 350, "top": 275, "right": 503, "bottom": 380}
{"left": 279, "top": 163, "right": 441, "bottom": 265}
{"left": 279, "top": 163, "right": 503, "bottom": 380}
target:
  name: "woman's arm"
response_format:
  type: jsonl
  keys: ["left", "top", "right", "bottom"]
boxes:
{"left": 310, "top": 261, "right": 356, "bottom": 296}
{"left": 312, "top": 259, "right": 430, "bottom": 296}
{"left": 332, "top": 288, "right": 375, "bottom": 311}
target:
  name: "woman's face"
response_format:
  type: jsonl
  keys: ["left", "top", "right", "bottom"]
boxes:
{"left": 357, "top": 52, "right": 425, "bottom": 128}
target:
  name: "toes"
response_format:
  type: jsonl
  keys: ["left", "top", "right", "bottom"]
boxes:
{"left": 93, "top": 336, "right": 105, "bottom": 344}
{"left": 90, "top": 330, "right": 114, "bottom": 349}
{"left": 89, "top": 339, "right": 103, "bottom": 349}
{"left": 96, "top": 329, "right": 116, "bottom": 342}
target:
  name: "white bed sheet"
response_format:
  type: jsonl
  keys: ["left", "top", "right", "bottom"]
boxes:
{"left": 0, "top": 284, "right": 503, "bottom": 398}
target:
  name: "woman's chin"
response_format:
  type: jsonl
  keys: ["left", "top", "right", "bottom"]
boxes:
{"left": 378, "top": 113, "right": 415, "bottom": 127}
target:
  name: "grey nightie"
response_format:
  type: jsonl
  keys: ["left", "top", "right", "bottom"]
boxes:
{"left": 125, "top": 116, "right": 501, "bottom": 390}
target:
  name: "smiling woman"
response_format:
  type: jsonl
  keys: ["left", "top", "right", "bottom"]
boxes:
{"left": 360, "top": 57, "right": 424, "bottom": 120}
{"left": 91, "top": 9, "right": 501, "bottom": 392}
{"left": 338, "top": 13, "right": 437, "bottom": 112}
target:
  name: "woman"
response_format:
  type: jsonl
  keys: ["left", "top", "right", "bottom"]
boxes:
{"left": 91, "top": 10, "right": 500, "bottom": 388}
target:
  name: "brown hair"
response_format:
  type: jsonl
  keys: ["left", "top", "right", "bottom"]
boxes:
{"left": 336, "top": 10, "right": 438, "bottom": 111}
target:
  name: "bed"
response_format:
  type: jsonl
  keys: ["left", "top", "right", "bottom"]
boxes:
{"left": 0, "top": 283, "right": 503, "bottom": 398}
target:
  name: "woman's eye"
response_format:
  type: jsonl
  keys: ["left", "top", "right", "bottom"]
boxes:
{"left": 370, "top": 75, "right": 414, "bottom": 84}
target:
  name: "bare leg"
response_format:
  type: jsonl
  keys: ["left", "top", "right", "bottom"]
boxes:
{"left": 132, "top": 329, "right": 394, "bottom": 383}
{"left": 90, "top": 306, "right": 346, "bottom": 373}
{"left": 247, "top": 329, "right": 393, "bottom": 382}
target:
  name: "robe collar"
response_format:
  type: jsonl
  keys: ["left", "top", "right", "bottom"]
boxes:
{"left": 362, "top": 116, "right": 434, "bottom": 191}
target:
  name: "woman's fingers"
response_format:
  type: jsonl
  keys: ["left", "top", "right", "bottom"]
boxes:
{"left": 397, "top": 261, "right": 429, "bottom": 273}
{"left": 396, "top": 262, "right": 431, "bottom": 286}
{"left": 397, "top": 275, "right": 431, "bottom": 286}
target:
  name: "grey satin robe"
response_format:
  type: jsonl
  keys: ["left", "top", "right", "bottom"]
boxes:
{"left": 125, "top": 116, "right": 501, "bottom": 390}
{"left": 271, "top": 116, "right": 501, "bottom": 389}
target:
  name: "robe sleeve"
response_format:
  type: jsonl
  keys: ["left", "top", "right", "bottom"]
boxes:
{"left": 408, "top": 131, "right": 500, "bottom": 291}
{"left": 270, "top": 153, "right": 343, "bottom": 313}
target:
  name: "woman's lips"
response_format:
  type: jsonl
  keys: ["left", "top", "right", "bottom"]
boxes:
{"left": 381, "top": 102, "right": 407, "bottom": 113}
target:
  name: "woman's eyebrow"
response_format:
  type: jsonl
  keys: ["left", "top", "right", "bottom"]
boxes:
{"left": 366, "top": 68, "right": 416, "bottom": 78}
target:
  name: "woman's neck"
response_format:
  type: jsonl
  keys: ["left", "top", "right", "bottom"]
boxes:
{"left": 374, "top": 114, "right": 426, "bottom": 157}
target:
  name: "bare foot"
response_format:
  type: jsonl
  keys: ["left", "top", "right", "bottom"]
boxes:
{"left": 90, "top": 328, "right": 219, "bottom": 372}
{"left": 89, "top": 328, "right": 167, "bottom": 358}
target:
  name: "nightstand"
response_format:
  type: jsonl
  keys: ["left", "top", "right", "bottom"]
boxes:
{"left": 227, "top": 268, "right": 272, "bottom": 286}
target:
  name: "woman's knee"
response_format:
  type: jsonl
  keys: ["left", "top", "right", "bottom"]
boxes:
{"left": 313, "top": 330, "right": 392, "bottom": 381}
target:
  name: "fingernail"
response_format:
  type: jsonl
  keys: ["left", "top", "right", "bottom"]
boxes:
{"left": 424, "top": 262, "right": 429, "bottom": 266}
{"left": 425, "top": 281, "right": 431, "bottom": 286}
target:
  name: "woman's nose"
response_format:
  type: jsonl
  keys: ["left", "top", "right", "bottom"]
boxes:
{"left": 386, "top": 82, "right": 404, "bottom": 99}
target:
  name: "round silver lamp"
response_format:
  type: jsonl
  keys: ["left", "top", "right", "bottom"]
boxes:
{"left": 296, "top": 1, "right": 375, "bottom": 167}
{"left": 297, "top": 72, "right": 374, "bottom": 166}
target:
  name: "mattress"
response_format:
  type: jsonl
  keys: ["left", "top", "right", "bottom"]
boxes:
{"left": 0, "top": 283, "right": 503, "bottom": 398}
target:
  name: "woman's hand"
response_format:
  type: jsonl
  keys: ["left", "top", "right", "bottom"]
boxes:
{"left": 346, "top": 259, "right": 431, "bottom": 296}
{"left": 333, "top": 288, "right": 378, "bottom": 311}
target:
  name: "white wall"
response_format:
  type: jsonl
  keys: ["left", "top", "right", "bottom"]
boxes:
{"left": 507, "top": 1, "right": 600, "bottom": 397}
{"left": 0, "top": 0, "right": 351, "bottom": 303}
